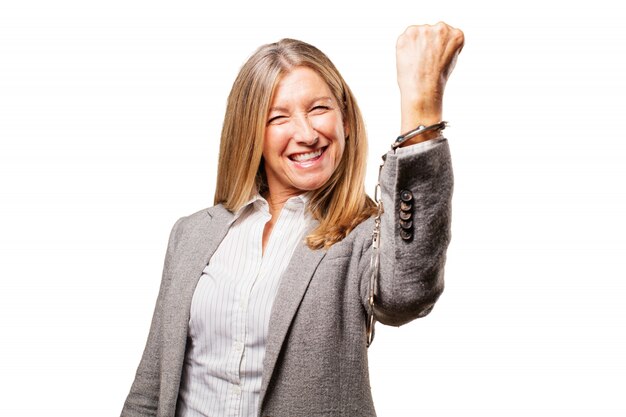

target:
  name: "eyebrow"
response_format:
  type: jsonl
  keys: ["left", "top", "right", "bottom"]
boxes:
{"left": 268, "top": 96, "right": 334, "bottom": 113}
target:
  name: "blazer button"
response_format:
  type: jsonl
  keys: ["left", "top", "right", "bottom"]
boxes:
{"left": 400, "top": 228, "right": 412, "bottom": 241}
{"left": 400, "top": 189, "right": 413, "bottom": 202}
{"left": 399, "top": 219, "right": 412, "bottom": 229}
{"left": 400, "top": 200, "right": 412, "bottom": 212}
{"left": 399, "top": 210, "right": 411, "bottom": 221}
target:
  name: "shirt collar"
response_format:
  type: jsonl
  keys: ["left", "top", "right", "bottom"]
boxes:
{"left": 283, "top": 192, "right": 310, "bottom": 210}
{"left": 230, "top": 194, "right": 265, "bottom": 224}
{"left": 230, "top": 192, "right": 311, "bottom": 224}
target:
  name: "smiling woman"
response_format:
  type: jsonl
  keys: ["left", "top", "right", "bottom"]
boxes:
{"left": 214, "top": 38, "right": 376, "bottom": 251}
{"left": 121, "top": 23, "right": 464, "bottom": 417}
{"left": 264, "top": 67, "right": 347, "bottom": 198}
{"left": 263, "top": 68, "right": 348, "bottom": 220}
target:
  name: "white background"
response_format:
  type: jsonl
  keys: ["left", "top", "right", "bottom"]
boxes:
{"left": 1, "top": 0, "right": 625, "bottom": 416}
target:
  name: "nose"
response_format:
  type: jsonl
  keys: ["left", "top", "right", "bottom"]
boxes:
{"left": 292, "top": 114, "right": 318, "bottom": 145}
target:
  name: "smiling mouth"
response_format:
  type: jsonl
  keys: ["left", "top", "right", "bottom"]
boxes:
{"left": 289, "top": 147, "right": 326, "bottom": 162}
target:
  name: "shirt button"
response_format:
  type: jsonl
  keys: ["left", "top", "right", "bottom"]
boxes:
{"left": 233, "top": 385, "right": 242, "bottom": 394}
{"left": 234, "top": 342, "right": 244, "bottom": 353}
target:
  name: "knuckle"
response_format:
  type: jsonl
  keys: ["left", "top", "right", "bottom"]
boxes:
{"left": 454, "top": 29, "right": 465, "bottom": 45}
{"left": 405, "top": 25, "right": 420, "bottom": 37}
{"left": 435, "top": 22, "right": 447, "bottom": 34}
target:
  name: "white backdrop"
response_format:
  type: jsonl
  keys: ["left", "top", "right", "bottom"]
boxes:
{"left": 1, "top": 0, "right": 625, "bottom": 416}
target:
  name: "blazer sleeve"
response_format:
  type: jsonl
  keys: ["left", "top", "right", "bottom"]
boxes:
{"left": 361, "top": 138, "right": 453, "bottom": 326}
{"left": 121, "top": 217, "right": 184, "bottom": 417}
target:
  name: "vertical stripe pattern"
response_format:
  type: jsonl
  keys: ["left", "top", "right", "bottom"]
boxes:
{"left": 176, "top": 194, "right": 310, "bottom": 417}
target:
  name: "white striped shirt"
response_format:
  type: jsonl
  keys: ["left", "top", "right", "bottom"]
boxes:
{"left": 176, "top": 193, "right": 311, "bottom": 417}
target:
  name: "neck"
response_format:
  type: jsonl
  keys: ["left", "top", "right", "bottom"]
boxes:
{"left": 265, "top": 194, "right": 289, "bottom": 221}
{"left": 261, "top": 188, "right": 305, "bottom": 256}
{"left": 264, "top": 188, "right": 305, "bottom": 221}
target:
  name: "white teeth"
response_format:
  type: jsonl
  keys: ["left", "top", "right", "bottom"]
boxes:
{"left": 291, "top": 148, "right": 322, "bottom": 162}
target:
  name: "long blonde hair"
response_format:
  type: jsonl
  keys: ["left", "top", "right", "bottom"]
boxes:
{"left": 214, "top": 38, "right": 376, "bottom": 249}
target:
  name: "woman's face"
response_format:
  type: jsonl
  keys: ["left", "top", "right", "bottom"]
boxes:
{"left": 263, "top": 66, "right": 347, "bottom": 200}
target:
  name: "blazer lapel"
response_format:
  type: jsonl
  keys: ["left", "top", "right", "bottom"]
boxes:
{"left": 159, "top": 206, "right": 234, "bottom": 415}
{"left": 258, "top": 229, "right": 327, "bottom": 409}
{"left": 172, "top": 205, "right": 234, "bottom": 315}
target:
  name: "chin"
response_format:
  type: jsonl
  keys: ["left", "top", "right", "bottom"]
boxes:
{"left": 293, "top": 175, "right": 333, "bottom": 192}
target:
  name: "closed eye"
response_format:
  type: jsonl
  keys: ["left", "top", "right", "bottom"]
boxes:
{"left": 267, "top": 115, "right": 287, "bottom": 125}
{"left": 310, "top": 105, "right": 330, "bottom": 114}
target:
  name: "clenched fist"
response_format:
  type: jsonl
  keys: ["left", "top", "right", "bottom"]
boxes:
{"left": 396, "top": 22, "right": 464, "bottom": 143}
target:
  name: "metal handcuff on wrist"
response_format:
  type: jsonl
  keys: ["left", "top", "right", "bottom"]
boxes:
{"left": 366, "top": 121, "right": 447, "bottom": 347}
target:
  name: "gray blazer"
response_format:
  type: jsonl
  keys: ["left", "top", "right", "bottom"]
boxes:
{"left": 121, "top": 140, "right": 453, "bottom": 417}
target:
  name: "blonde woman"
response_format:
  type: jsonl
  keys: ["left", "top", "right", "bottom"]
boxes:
{"left": 122, "top": 22, "right": 464, "bottom": 417}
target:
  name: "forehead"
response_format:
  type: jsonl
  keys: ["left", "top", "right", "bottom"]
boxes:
{"left": 270, "top": 67, "right": 335, "bottom": 105}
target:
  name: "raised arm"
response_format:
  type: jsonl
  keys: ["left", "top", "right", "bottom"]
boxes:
{"left": 362, "top": 23, "right": 463, "bottom": 327}
{"left": 396, "top": 22, "right": 464, "bottom": 143}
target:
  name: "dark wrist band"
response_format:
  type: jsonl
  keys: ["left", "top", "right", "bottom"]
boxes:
{"left": 391, "top": 121, "right": 447, "bottom": 150}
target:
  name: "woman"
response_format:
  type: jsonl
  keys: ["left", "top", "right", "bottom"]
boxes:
{"left": 121, "top": 22, "right": 464, "bottom": 417}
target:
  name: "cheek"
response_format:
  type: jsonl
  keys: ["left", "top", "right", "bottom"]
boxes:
{"left": 263, "top": 128, "right": 288, "bottom": 158}
{"left": 313, "top": 113, "right": 346, "bottom": 142}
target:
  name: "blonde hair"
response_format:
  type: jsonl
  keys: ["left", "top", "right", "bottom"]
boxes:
{"left": 214, "top": 38, "right": 376, "bottom": 249}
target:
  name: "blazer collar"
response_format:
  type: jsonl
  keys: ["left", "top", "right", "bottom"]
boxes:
{"left": 206, "top": 204, "right": 235, "bottom": 223}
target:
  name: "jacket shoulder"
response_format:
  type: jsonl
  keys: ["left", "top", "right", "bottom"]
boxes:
{"left": 176, "top": 205, "right": 232, "bottom": 227}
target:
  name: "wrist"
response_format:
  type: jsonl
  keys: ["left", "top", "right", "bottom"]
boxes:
{"left": 400, "top": 97, "right": 442, "bottom": 132}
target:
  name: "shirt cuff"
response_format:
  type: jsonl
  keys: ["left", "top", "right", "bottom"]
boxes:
{"left": 393, "top": 137, "right": 446, "bottom": 156}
